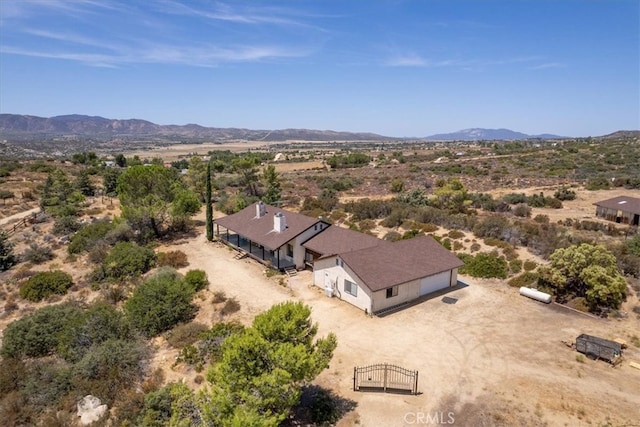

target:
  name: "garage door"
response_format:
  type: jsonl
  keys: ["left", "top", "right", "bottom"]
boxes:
{"left": 419, "top": 270, "right": 451, "bottom": 296}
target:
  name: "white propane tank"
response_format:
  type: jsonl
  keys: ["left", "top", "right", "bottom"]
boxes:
{"left": 519, "top": 287, "right": 552, "bottom": 304}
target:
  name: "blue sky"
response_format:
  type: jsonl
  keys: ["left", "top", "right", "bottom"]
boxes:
{"left": 0, "top": 0, "right": 638, "bottom": 137}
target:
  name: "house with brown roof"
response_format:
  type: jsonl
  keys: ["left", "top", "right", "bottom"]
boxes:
{"left": 594, "top": 196, "right": 640, "bottom": 226}
{"left": 216, "top": 202, "right": 464, "bottom": 314}
{"left": 214, "top": 201, "right": 329, "bottom": 270}
{"left": 306, "top": 234, "right": 463, "bottom": 314}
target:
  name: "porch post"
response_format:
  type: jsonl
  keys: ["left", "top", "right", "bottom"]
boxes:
{"left": 237, "top": 234, "right": 240, "bottom": 247}
{"left": 277, "top": 248, "right": 280, "bottom": 270}
{"left": 249, "top": 240, "right": 252, "bottom": 254}
{"left": 262, "top": 246, "right": 265, "bottom": 260}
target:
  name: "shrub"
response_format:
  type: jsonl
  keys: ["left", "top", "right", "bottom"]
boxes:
{"left": 166, "top": 322, "right": 209, "bottom": 349}
{"left": 513, "top": 203, "right": 531, "bottom": 218}
{"left": 459, "top": 252, "right": 508, "bottom": 279}
{"left": 554, "top": 186, "right": 577, "bottom": 201}
{"left": 104, "top": 222, "right": 134, "bottom": 244}
{"left": 533, "top": 214, "right": 549, "bottom": 224}
{"left": 448, "top": 230, "right": 465, "bottom": 239}
{"left": 104, "top": 242, "right": 156, "bottom": 280}
{"left": 470, "top": 242, "right": 481, "bottom": 252}
{"left": 184, "top": 269, "right": 208, "bottom": 292}
{"left": 57, "top": 303, "right": 133, "bottom": 362}
{"left": 509, "top": 259, "right": 523, "bottom": 274}
{"left": 20, "top": 270, "right": 73, "bottom": 302}
{"left": 1, "top": 303, "right": 83, "bottom": 358}
{"left": 125, "top": 268, "right": 197, "bottom": 337}
{"left": 21, "top": 243, "right": 54, "bottom": 264}
{"left": 200, "top": 322, "right": 244, "bottom": 360}
{"left": 383, "top": 231, "right": 402, "bottom": 242}
{"left": 220, "top": 298, "right": 241, "bottom": 316}
{"left": 473, "top": 216, "right": 510, "bottom": 239}
{"left": 72, "top": 338, "right": 149, "bottom": 405}
{"left": 212, "top": 291, "right": 227, "bottom": 303}
{"left": 68, "top": 220, "right": 114, "bottom": 254}
{"left": 523, "top": 260, "right": 538, "bottom": 271}
{"left": 507, "top": 272, "right": 540, "bottom": 287}
{"left": 52, "top": 216, "right": 82, "bottom": 235}
{"left": 157, "top": 250, "right": 189, "bottom": 268}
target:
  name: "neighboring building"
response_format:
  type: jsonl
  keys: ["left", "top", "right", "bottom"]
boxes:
{"left": 215, "top": 202, "right": 464, "bottom": 314}
{"left": 214, "top": 201, "right": 329, "bottom": 270}
{"left": 594, "top": 196, "right": 640, "bottom": 226}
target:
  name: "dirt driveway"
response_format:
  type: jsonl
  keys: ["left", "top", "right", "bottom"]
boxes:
{"left": 177, "top": 230, "right": 640, "bottom": 427}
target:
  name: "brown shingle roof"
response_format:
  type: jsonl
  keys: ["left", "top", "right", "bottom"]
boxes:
{"left": 214, "top": 202, "right": 322, "bottom": 250}
{"left": 340, "top": 236, "right": 464, "bottom": 292}
{"left": 594, "top": 196, "right": 640, "bottom": 215}
{"left": 302, "top": 226, "right": 383, "bottom": 258}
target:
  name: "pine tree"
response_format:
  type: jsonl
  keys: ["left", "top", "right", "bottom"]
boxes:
{"left": 0, "top": 231, "right": 17, "bottom": 271}
{"left": 206, "top": 161, "right": 213, "bottom": 241}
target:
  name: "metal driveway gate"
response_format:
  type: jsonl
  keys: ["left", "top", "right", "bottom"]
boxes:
{"left": 353, "top": 363, "right": 418, "bottom": 395}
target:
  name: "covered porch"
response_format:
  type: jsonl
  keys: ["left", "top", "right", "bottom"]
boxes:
{"left": 215, "top": 225, "right": 295, "bottom": 271}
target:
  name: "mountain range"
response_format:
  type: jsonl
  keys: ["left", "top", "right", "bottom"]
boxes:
{"left": 0, "top": 113, "right": 606, "bottom": 142}
{"left": 425, "top": 128, "right": 564, "bottom": 141}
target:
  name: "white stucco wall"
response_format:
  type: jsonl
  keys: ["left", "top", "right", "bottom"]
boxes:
{"left": 313, "top": 257, "right": 459, "bottom": 313}
{"left": 312, "top": 256, "right": 373, "bottom": 313}
{"left": 290, "top": 223, "right": 327, "bottom": 268}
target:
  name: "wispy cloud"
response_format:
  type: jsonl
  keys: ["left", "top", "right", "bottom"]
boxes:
{"left": 529, "top": 62, "right": 566, "bottom": 70}
{"left": 384, "top": 52, "right": 559, "bottom": 71}
{"left": 1, "top": 40, "right": 308, "bottom": 68}
{"left": 1, "top": 0, "right": 319, "bottom": 67}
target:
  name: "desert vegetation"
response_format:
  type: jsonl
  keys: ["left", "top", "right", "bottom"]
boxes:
{"left": 0, "top": 135, "right": 639, "bottom": 424}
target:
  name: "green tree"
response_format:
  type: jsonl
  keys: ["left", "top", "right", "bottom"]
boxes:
{"left": 41, "top": 168, "right": 84, "bottom": 216}
{"left": 114, "top": 153, "right": 127, "bottom": 168}
{"left": 261, "top": 164, "right": 281, "bottom": 205}
{"left": 117, "top": 165, "right": 199, "bottom": 239}
{"left": 626, "top": 234, "right": 640, "bottom": 257}
{"left": 0, "top": 230, "right": 17, "bottom": 271}
{"left": 185, "top": 156, "right": 208, "bottom": 202}
{"left": 75, "top": 169, "right": 96, "bottom": 197}
{"left": 232, "top": 157, "right": 260, "bottom": 196}
{"left": 206, "top": 161, "right": 213, "bottom": 241}
{"left": 102, "top": 167, "right": 121, "bottom": 196}
{"left": 124, "top": 268, "right": 197, "bottom": 337}
{"left": 170, "top": 189, "right": 201, "bottom": 231}
{"left": 540, "top": 243, "right": 627, "bottom": 311}
{"left": 432, "top": 178, "right": 470, "bottom": 213}
{"left": 203, "top": 301, "right": 337, "bottom": 425}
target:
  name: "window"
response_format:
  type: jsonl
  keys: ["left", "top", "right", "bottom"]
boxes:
{"left": 286, "top": 244, "right": 294, "bottom": 257}
{"left": 344, "top": 279, "right": 358, "bottom": 297}
{"left": 336, "top": 258, "right": 339, "bottom": 266}
{"left": 386, "top": 286, "right": 398, "bottom": 299}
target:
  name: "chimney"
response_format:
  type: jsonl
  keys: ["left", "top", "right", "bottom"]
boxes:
{"left": 256, "top": 201, "right": 266, "bottom": 218}
{"left": 273, "top": 212, "right": 286, "bottom": 232}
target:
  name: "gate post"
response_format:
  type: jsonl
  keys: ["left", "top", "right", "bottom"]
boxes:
{"left": 414, "top": 370, "right": 419, "bottom": 395}
{"left": 383, "top": 363, "right": 388, "bottom": 392}
{"left": 353, "top": 367, "right": 356, "bottom": 391}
